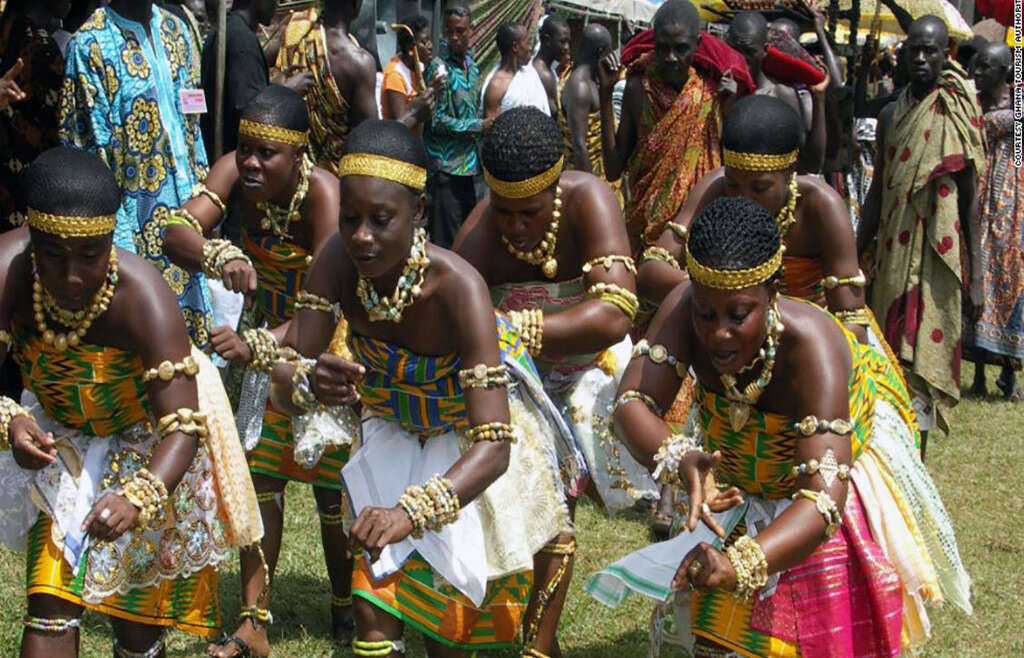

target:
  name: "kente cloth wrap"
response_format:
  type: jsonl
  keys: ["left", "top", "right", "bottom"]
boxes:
{"left": 557, "top": 73, "right": 624, "bottom": 207}
{"left": 965, "top": 109, "right": 1024, "bottom": 360}
{"left": 491, "top": 278, "right": 657, "bottom": 508}
{"left": 626, "top": 55, "right": 722, "bottom": 250}
{"left": 869, "top": 66, "right": 986, "bottom": 428}
{"left": 781, "top": 255, "right": 827, "bottom": 306}
{"left": 274, "top": 8, "right": 352, "bottom": 175}
{"left": 586, "top": 305, "right": 971, "bottom": 657}
{"left": 0, "top": 333, "right": 262, "bottom": 635}
{"left": 242, "top": 229, "right": 311, "bottom": 327}
{"left": 342, "top": 315, "right": 569, "bottom": 650}
{"left": 59, "top": 7, "right": 213, "bottom": 346}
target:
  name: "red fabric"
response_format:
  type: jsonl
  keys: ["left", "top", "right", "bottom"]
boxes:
{"left": 624, "top": 31, "right": 755, "bottom": 95}
{"left": 763, "top": 46, "right": 826, "bottom": 85}
{"left": 976, "top": 0, "right": 1013, "bottom": 27}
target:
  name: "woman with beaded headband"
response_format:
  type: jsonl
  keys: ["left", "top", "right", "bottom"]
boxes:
{"left": 0, "top": 147, "right": 262, "bottom": 657}
{"left": 587, "top": 197, "right": 970, "bottom": 657}
{"left": 268, "top": 119, "right": 568, "bottom": 658}
{"left": 156, "top": 85, "right": 353, "bottom": 658}
{"left": 454, "top": 106, "right": 657, "bottom": 658}
{"left": 638, "top": 95, "right": 879, "bottom": 347}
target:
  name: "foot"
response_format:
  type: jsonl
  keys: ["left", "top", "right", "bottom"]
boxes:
{"left": 651, "top": 511, "right": 673, "bottom": 541}
{"left": 968, "top": 381, "right": 987, "bottom": 398}
{"left": 207, "top": 620, "right": 270, "bottom": 658}
{"left": 330, "top": 602, "right": 356, "bottom": 646}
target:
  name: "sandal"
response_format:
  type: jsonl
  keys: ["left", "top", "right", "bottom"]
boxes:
{"left": 651, "top": 511, "right": 673, "bottom": 541}
{"left": 210, "top": 634, "right": 254, "bottom": 658}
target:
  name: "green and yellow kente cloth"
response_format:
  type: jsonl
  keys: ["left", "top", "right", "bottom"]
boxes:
{"left": 243, "top": 229, "right": 312, "bottom": 327}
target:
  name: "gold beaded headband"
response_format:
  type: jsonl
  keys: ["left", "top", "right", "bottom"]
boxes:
{"left": 338, "top": 153, "right": 427, "bottom": 191}
{"left": 684, "top": 241, "right": 783, "bottom": 290}
{"left": 238, "top": 119, "right": 308, "bottom": 146}
{"left": 27, "top": 208, "right": 116, "bottom": 238}
{"left": 484, "top": 156, "right": 563, "bottom": 199}
{"left": 722, "top": 149, "right": 799, "bottom": 172}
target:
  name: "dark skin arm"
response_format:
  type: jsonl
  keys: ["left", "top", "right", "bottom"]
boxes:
{"left": 877, "top": 0, "right": 915, "bottom": 34}
{"left": 856, "top": 101, "right": 895, "bottom": 255}
{"left": 564, "top": 71, "right": 596, "bottom": 173}
{"left": 482, "top": 72, "right": 513, "bottom": 120}
{"left": 955, "top": 165, "right": 978, "bottom": 309}
{"left": 780, "top": 82, "right": 825, "bottom": 174}
{"left": 534, "top": 57, "right": 560, "bottom": 118}
{"left": 329, "top": 39, "right": 380, "bottom": 128}
{"left": 597, "top": 52, "right": 640, "bottom": 182}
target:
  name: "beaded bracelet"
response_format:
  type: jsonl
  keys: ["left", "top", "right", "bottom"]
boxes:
{"left": 587, "top": 282, "right": 639, "bottom": 320}
{"left": 243, "top": 327, "right": 280, "bottom": 374}
{"left": 423, "top": 474, "right": 460, "bottom": 528}
{"left": 822, "top": 270, "right": 867, "bottom": 290}
{"left": 156, "top": 408, "right": 209, "bottom": 439}
{"left": 0, "top": 395, "right": 32, "bottom": 450}
{"left": 508, "top": 308, "right": 544, "bottom": 356}
{"left": 791, "top": 448, "right": 851, "bottom": 488}
{"left": 22, "top": 615, "right": 81, "bottom": 634}
{"left": 142, "top": 355, "right": 200, "bottom": 383}
{"left": 457, "top": 363, "right": 510, "bottom": 390}
{"left": 640, "top": 245, "right": 681, "bottom": 270}
{"left": 464, "top": 421, "right": 517, "bottom": 442}
{"left": 792, "top": 488, "right": 843, "bottom": 539}
{"left": 632, "top": 339, "right": 687, "bottom": 378}
{"left": 612, "top": 390, "right": 663, "bottom": 417}
{"left": 581, "top": 254, "right": 637, "bottom": 275}
{"left": 725, "top": 535, "right": 768, "bottom": 601}
{"left": 795, "top": 415, "right": 853, "bottom": 436}
{"left": 196, "top": 184, "right": 227, "bottom": 217}
{"left": 290, "top": 360, "right": 321, "bottom": 412}
{"left": 294, "top": 290, "right": 334, "bottom": 314}
{"left": 833, "top": 307, "right": 871, "bottom": 327}
{"left": 121, "top": 468, "right": 169, "bottom": 531}
{"left": 652, "top": 432, "right": 703, "bottom": 486}
{"left": 201, "top": 239, "right": 252, "bottom": 279}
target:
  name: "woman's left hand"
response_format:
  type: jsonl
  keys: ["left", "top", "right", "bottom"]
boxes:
{"left": 82, "top": 493, "right": 140, "bottom": 542}
{"left": 350, "top": 506, "right": 413, "bottom": 562}
{"left": 672, "top": 542, "right": 737, "bottom": 592}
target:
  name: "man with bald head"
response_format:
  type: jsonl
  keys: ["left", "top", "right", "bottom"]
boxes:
{"left": 965, "top": 42, "right": 1023, "bottom": 400}
{"left": 858, "top": 15, "right": 985, "bottom": 441}
{"left": 727, "top": 10, "right": 826, "bottom": 173}
{"left": 598, "top": 0, "right": 736, "bottom": 248}
{"left": 562, "top": 24, "right": 617, "bottom": 179}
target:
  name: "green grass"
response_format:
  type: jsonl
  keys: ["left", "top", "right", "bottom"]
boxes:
{"left": 2, "top": 368, "right": 1022, "bottom": 656}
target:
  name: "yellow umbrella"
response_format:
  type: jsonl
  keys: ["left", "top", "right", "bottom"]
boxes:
{"left": 832, "top": 0, "right": 972, "bottom": 40}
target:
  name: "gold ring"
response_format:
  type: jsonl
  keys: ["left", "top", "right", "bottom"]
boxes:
{"left": 688, "top": 561, "right": 702, "bottom": 578}
{"left": 701, "top": 502, "right": 711, "bottom": 517}
{"left": 99, "top": 508, "right": 111, "bottom": 521}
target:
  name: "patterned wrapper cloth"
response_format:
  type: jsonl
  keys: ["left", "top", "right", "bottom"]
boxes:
{"left": 0, "top": 327, "right": 261, "bottom": 636}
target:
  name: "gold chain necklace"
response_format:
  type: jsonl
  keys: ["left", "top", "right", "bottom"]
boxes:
{"left": 775, "top": 174, "right": 800, "bottom": 238}
{"left": 357, "top": 227, "right": 430, "bottom": 323}
{"left": 719, "top": 298, "right": 784, "bottom": 431}
{"left": 32, "top": 248, "right": 119, "bottom": 351}
{"left": 501, "top": 184, "right": 561, "bottom": 279}
{"left": 257, "top": 155, "right": 314, "bottom": 239}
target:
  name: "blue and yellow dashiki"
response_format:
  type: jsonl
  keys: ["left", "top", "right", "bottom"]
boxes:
{"left": 59, "top": 6, "right": 212, "bottom": 345}
{"left": 423, "top": 44, "right": 483, "bottom": 177}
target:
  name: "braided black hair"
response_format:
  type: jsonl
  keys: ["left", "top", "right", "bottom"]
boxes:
{"left": 241, "top": 84, "right": 310, "bottom": 133}
{"left": 481, "top": 107, "right": 564, "bottom": 183}
{"left": 722, "top": 95, "right": 805, "bottom": 156}
{"left": 24, "top": 146, "right": 120, "bottom": 218}
{"left": 397, "top": 14, "right": 430, "bottom": 52}
{"left": 687, "top": 198, "right": 781, "bottom": 277}
{"left": 342, "top": 119, "right": 428, "bottom": 193}
{"left": 652, "top": 0, "right": 700, "bottom": 37}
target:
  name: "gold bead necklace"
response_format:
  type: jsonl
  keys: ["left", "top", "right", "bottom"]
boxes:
{"left": 501, "top": 184, "right": 562, "bottom": 279}
{"left": 32, "top": 248, "right": 119, "bottom": 351}
{"left": 257, "top": 154, "right": 314, "bottom": 239}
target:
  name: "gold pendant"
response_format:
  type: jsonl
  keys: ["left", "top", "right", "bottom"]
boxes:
{"left": 728, "top": 402, "right": 750, "bottom": 432}
{"left": 542, "top": 258, "right": 557, "bottom": 279}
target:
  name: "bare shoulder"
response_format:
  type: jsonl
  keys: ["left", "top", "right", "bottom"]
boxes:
{"left": 427, "top": 244, "right": 491, "bottom": 302}
{"left": 0, "top": 227, "right": 30, "bottom": 272}
{"left": 309, "top": 166, "right": 340, "bottom": 199}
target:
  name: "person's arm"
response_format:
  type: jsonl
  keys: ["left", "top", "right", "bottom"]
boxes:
{"left": 564, "top": 75, "right": 594, "bottom": 173}
{"left": 534, "top": 180, "right": 636, "bottom": 356}
{"left": 877, "top": 0, "right": 914, "bottom": 34}
{"left": 482, "top": 74, "right": 508, "bottom": 120}
{"left": 535, "top": 59, "right": 559, "bottom": 118}
{"left": 853, "top": 38, "right": 876, "bottom": 118}
{"left": 787, "top": 83, "right": 826, "bottom": 174}
{"left": 812, "top": 12, "right": 843, "bottom": 90}
{"left": 428, "top": 66, "right": 486, "bottom": 136}
{"left": 598, "top": 52, "right": 638, "bottom": 182}
{"left": 349, "top": 53, "right": 381, "bottom": 125}
{"left": 856, "top": 101, "right": 893, "bottom": 255}
{"left": 810, "top": 184, "right": 870, "bottom": 342}
{"left": 0, "top": 59, "right": 25, "bottom": 109}
{"left": 955, "top": 164, "right": 978, "bottom": 306}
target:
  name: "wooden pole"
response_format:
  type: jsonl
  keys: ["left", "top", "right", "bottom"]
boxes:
{"left": 214, "top": 0, "right": 227, "bottom": 159}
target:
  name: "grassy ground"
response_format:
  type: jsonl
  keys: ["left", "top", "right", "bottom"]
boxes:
{"left": 1, "top": 367, "right": 1022, "bottom": 656}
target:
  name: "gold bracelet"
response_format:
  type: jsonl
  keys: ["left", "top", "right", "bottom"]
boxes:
{"left": 725, "top": 535, "right": 768, "bottom": 601}
{"left": 142, "top": 355, "right": 200, "bottom": 383}
{"left": 464, "top": 421, "right": 517, "bottom": 442}
{"left": 791, "top": 447, "right": 851, "bottom": 488}
{"left": 156, "top": 408, "right": 209, "bottom": 439}
{"left": 587, "top": 282, "right": 639, "bottom": 320}
{"left": 196, "top": 184, "right": 227, "bottom": 216}
{"left": 822, "top": 270, "right": 867, "bottom": 290}
{"left": 508, "top": 308, "right": 544, "bottom": 356}
{"left": 121, "top": 467, "right": 169, "bottom": 531}
{"left": 581, "top": 254, "right": 637, "bottom": 275}
{"left": 165, "top": 207, "right": 203, "bottom": 234}
{"left": 632, "top": 339, "right": 687, "bottom": 378}
{"left": 652, "top": 432, "right": 703, "bottom": 486}
{"left": 457, "top": 363, "right": 510, "bottom": 390}
{"left": 664, "top": 221, "right": 688, "bottom": 242}
{"left": 201, "top": 239, "right": 252, "bottom": 279}
{"left": 795, "top": 415, "right": 853, "bottom": 436}
{"left": 0, "top": 395, "right": 32, "bottom": 450}
{"left": 613, "top": 390, "right": 663, "bottom": 416}
{"left": 294, "top": 290, "right": 334, "bottom": 314}
{"left": 239, "top": 605, "right": 274, "bottom": 625}
{"left": 833, "top": 307, "right": 871, "bottom": 327}
{"left": 792, "top": 488, "right": 843, "bottom": 539}
{"left": 243, "top": 327, "right": 280, "bottom": 374}
{"left": 640, "top": 245, "right": 681, "bottom": 270}
{"left": 290, "top": 360, "right": 320, "bottom": 412}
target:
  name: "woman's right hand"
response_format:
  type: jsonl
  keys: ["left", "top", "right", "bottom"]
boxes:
{"left": 210, "top": 326, "right": 253, "bottom": 364}
{"left": 681, "top": 449, "right": 744, "bottom": 537}
{"left": 10, "top": 415, "right": 57, "bottom": 470}
{"left": 311, "top": 354, "right": 365, "bottom": 406}
{"left": 221, "top": 258, "right": 258, "bottom": 294}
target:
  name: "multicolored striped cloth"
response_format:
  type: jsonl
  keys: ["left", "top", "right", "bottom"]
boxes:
{"left": 243, "top": 229, "right": 311, "bottom": 326}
